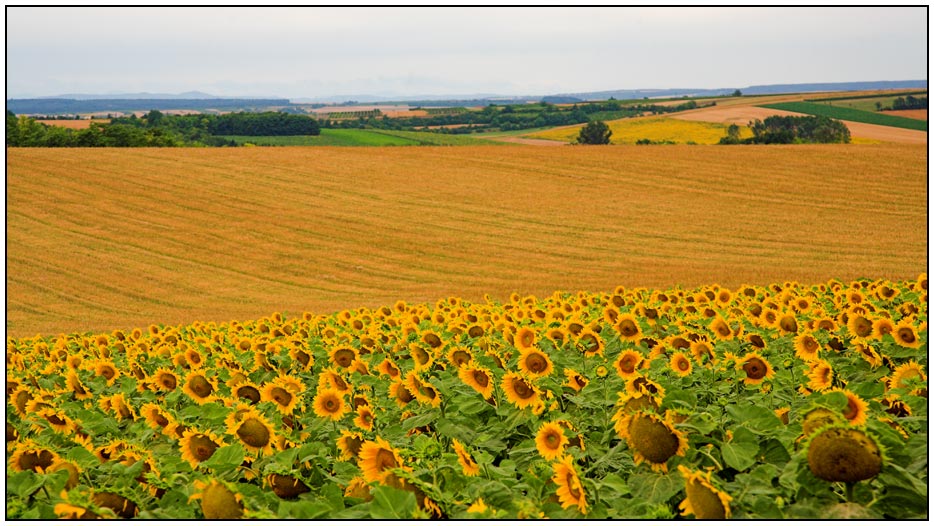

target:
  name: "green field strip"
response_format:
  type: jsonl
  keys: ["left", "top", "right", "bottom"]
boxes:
{"left": 758, "top": 102, "right": 927, "bottom": 131}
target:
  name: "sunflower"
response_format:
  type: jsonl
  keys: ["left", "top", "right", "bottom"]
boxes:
{"left": 806, "top": 359, "right": 834, "bottom": 392}
{"left": 9, "top": 440, "right": 60, "bottom": 473}
{"left": 409, "top": 344, "right": 435, "bottom": 371}
{"left": 536, "top": 422, "right": 569, "bottom": 460}
{"left": 99, "top": 393, "right": 136, "bottom": 421}
{"left": 232, "top": 381, "right": 262, "bottom": 405}
{"left": 576, "top": 329, "right": 604, "bottom": 357}
{"left": 881, "top": 396, "right": 911, "bottom": 418}
{"left": 377, "top": 358, "right": 401, "bottom": 379}
{"left": 887, "top": 360, "right": 926, "bottom": 391}
{"left": 625, "top": 375, "right": 666, "bottom": 400}
{"left": 832, "top": 388, "right": 869, "bottom": 427}
{"left": 547, "top": 327, "right": 569, "bottom": 347}
{"left": 892, "top": 320, "right": 922, "bottom": 349}
{"left": 563, "top": 368, "right": 588, "bottom": 392}
{"left": 853, "top": 343, "right": 882, "bottom": 368}
{"left": 669, "top": 352, "right": 693, "bottom": 377}
{"left": 466, "top": 498, "right": 490, "bottom": 514}
{"left": 871, "top": 318, "right": 896, "bottom": 340}
{"left": 141, "top": 403, "right": 175, "bottom": 432}
{"left": 735, "top": 352, "right": 774, "bottom": 386}
{"left": 501, "top": 372, "right": 541, "bottom": 409}
{"left": 514, "top": 326, "right": 538, "bottom": 351}
{"left": 614, "top": 349, "right": 644, "bottom": 379}
{"left": 90, "top": 359, "right": 120, "bottom": 385}
{"left": 358, "top": 436, "right": 406, "bottom": 483}
{"left": 678, "top": 465, "right": 732, "bottom": 519}
{"left": 613, "top": 313, "right": 642, "bottom": 343}
{"left": 92, "top": 491, "right": 138, "bottom": 519}
{"left": 517, "top": 347, "right": 554, "bottom": 378}
{"left": 318, "top": 368, "right": 352, "bottom": 394}
{"left": 389, "top": 380, "right": 415, "bottom": 408}
{"left": 690, "top": 339, "right": 716, "bottom": 366}
{"left": 179, "top": 429, "right": 224, "bottom": 468}
{"left": 354, "top": 405, "right": 376, "bottom": 431}
{"left": 793, "top": 332, "right": 822, "bottom": 362}
{"left": 806, "top": 426, "right": 883, "bottom": 483}
{"left": 458, "top": 365, "right": 494, "bottom": 399}
{"left": 615, "top": 410, "right": 688, "bottom": 472}
{"left": 312, "top": 388, "right": 348, "bottom": 421}
{"left": 50, "top": 459, "right": 82, "bottom": 490}
{"left": 225, "top": 407, "right": 276, "bottom": 456}
{"left": 446, "top": 347, "right": 473, "bottom": 369}
{"left": 709, "top": 316, "right": 733, "bottom": 341}
{"left": 337, "top": 430, "right": 364, "bottom": 461}
{"left": 404, "top": 371, "right": 442, "bottom": 407}
{"left": 777, "top": 313, "right": 799, "bottom": 335}
{"left": 183, "top": 370, "right": 217, "bottom": 405}
{"left": 329, "top": 346, "right": 359, "bottom": 370}
{"left": 847, "top": 314, "right": 874, "bottom": 340}
{"left": 191, "top": 478, "right": 244, "bottom": 519}
{"left": 65, "top": 370, "right": 92, "bottom": 400}
{"left": 262, "top": 381, "right": 302, "bottom": 414}
{"left": 551, "top": 455, "right": 587, "bottom": 514}
{"left": 451, "top": 438, "right": 480, "bottom": 477}
{"left": 151, "top": 368, "right": 179, "bottom": 392}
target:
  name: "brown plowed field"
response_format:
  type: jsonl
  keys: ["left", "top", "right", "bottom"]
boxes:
{"left": 884, "top": 109, "right": 927, "bottom": 121}
{"left": 672, "top": 104, "right": 927, "bottom": 144}
{"left": 7, "top": 145, "right": 926, "bottom": 336}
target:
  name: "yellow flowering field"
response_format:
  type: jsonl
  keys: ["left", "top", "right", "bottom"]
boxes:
{"left": 526, "top": 117, "right": 753, "bottom": 144}
{"left": 7, "top": 276, "right": 927, "bottom": 519}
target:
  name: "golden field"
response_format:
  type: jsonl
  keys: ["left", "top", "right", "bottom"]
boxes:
{"left": 6, "top": 144, "right": 927, "bottom": 337}
{"left": 527, "top": 117, "right": 751, "bottom": 145}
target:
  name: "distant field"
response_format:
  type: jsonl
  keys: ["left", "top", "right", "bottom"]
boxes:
{"left": 7, "top": 144, "right": 926, "bottom": 336}
{"left": 759, "top": 102, "right": 928, "bottom": 131}
{"left": 885, "top": 109, "right": 927, "bottom": 121}
{"left": 35, "top": 119, "right": 109, "bottom": 129}
{"left": 221, "top": 129, "right": 498, "bottom": 146}
{"left": 810, "top": 95, "right": 916, "bottom": 113}
{"left": 526, "top": 117, "right": 752, "bottom": 144}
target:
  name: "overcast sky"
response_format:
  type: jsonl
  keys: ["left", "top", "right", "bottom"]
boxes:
{"left": 6, "top": 6, "right": 928, "bottom": 99}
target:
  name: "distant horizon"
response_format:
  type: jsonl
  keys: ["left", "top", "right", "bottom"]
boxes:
{"left": 7, "top": 7, "right": 926, "bottom": 100}
{"left": 8, "top": 79, "right": 929, "bottom": 104}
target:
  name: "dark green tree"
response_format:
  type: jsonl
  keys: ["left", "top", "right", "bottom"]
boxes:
{"left": 577, "top": 120, "right": 612, "bottom": 145}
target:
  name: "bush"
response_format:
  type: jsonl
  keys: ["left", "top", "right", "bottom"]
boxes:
{"left": 577, "top": 120, "right": 612, "bottom": 145}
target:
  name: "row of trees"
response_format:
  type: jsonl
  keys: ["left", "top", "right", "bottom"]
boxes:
{"left": 322, "top": 100, "right": 709, "bottom": 134}
{"left": 889, "top": 95, "right": 927, "bottom": 111}
{"left": 6, "top": 110, "right": 321, "bottom": 147}
{"left": 720, "top": 115, "right": 850, "bottom": 144}
{"left": 110, "top": 110, "right": 320, "bottom": 136}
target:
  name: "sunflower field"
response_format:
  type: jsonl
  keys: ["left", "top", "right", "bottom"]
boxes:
{"left": 6, "top": 276, "right": 928, "bottom": 519}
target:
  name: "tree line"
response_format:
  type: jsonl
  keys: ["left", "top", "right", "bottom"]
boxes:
{"left": 5, "top": 111, "right": 320, "bottom": 147}
{"left": 719, "top": 115, "right": 850, "bottom": 145}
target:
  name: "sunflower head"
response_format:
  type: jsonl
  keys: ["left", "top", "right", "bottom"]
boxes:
{"left": 179, "top": 429, "right": 223, "bottom": 468}
{"left": 518, "top": 347, "right": 554, "bottom": 378}
{"left": 451, "top": 438, "right": 480, "bottom": 477}
{"left": 191, "top": 479, "right": 244, "bottom": 519}
{"left": 617, "top": 411, "right": 688, "bottom": 471}
{"left": 226, "top": 407, "right": 276, "bottom": 456}
{"left": 459, "top": 365, "right": 494, "bottom": 399}
{"left": 551, "top": 455, "right": 587, "bottom": 515}
{"left": 266, "top": 473, "right": 311, "bottom": 499}
{"left": 501, "top": 372, "right": 540, "bottom": 409}
{"left": 806, "top": 426, "right": 883, "bottom": 483}
{"left": 678, "top": 465, "right": 732, "bottom": 519}
{"left": 312, "top": 388, "right": 348, "bottom": 421}
{"left": 535, "top": 422, "right": 569, "bottom": 460}
{"left": 358, "top": 436, "right": 405, "bottom": 483}
{"left": 736, "top": 352, "right": 774, "bottom": 386}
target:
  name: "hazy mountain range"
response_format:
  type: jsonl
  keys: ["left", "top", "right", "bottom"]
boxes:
{"left": 8, "top": 80, "right": 927, "bottom": 114}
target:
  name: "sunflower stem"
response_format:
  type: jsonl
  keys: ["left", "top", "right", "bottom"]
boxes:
{"left": 845, "top": 481, "right": 855, "bottom": 503}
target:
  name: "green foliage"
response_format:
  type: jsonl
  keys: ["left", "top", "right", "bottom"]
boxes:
{"left": 739, "top": 115, "right": 851, "bottom": 144}
{"left": 577, "top": 120, "right": 612, "bottom": 145}
{"left": 759, "top": 102, "right": 927, "bottom": 131}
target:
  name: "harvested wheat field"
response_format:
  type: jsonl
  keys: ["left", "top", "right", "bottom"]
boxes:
{"left": 884, "top": 109, "right": 927, "bottom": 121}
{"left": 35, "top": 119, "right": 110, "bottom": 129}
{"left": 7, "top": 144, "right": 926, "bottom": 336}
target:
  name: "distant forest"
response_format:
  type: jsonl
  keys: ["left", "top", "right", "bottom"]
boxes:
{"left": 6, "top": 111, "right": 320, "bottom": 147}
{"left": 6, "top": 98, "right": 290, "bottom": 114}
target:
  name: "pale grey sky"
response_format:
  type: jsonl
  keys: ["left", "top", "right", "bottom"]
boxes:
{"left": 6, "top": 6, "right": 928, "bottom": 99}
